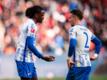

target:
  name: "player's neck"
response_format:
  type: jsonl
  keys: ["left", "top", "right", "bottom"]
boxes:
{"left": 75, "top": 20, "right": 81, "bottom": 26}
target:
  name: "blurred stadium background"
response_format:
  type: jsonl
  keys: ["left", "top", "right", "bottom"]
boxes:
{"left": 0, "top": 0, "right": 107, "bottom": 80}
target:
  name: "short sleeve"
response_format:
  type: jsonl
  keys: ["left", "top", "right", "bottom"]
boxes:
{"left": 69, "top": 27, "right": 77, "bottom": 39}
{"left": 91, "top": 34, "right": 96, "bottom": 40}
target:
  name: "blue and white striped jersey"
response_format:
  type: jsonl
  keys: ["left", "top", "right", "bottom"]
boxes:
{"left": 15, "top": 19, "right": 38, "bottom": 63}
{"left": 69, "top": 25, "right": 94, "bottom": 67}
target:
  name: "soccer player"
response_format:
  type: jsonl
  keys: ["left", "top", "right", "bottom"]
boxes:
{"left": 15, "top": 6, "right": 55, "bottom": 80}
{"left": 66, "top": 9, "right": 102, "bottom": 80}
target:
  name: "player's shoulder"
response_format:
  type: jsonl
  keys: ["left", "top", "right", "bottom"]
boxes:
{"left": 25, "top": 19, "right": 38, "bottom": 31}
{"left": 69, "top": 25, "right": 80, "bottom": 33}
{"left": 22, "top": 19, "right": 35, "bottom": 27}
{"left": 78, "top": 25, "right": 93, "bottom": 36}
{"left": 69, "top": 26, "right": 76, "bottom": 32}
{"left": 27, "top": 19, "right": 36, "bottom": 27}
{"left": 21, "top": 19, "right": 37, "bottom": 32}
{"left": 78, "top": 25, "right": 90, "bottom": 32}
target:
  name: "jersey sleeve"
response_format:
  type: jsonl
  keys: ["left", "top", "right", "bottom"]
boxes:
{"left": 26, "top": 36, "right": 44, "bottom": 59}
{"left": 25, "top": 21, "right": 43, "bottom": 59}
{"left": 91, "top": 34, "right": 102, "bottom": 54}
{"left": 68, "top": 27, "right": 77, "bottom": 57}
{"left": 69, "top": 27, "right": 77, "bottom": 39}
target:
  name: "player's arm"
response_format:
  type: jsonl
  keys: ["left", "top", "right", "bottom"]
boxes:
{"left": 67, "top": 28, "right": 77, "bottom": 68}
{"left": 67, "top": 38, "right": 77, "bottom": 68}
{"left": 90, "top": 35, "right": 102, "bottom": 60}
{"left": 68, "top": 38, "right": 77, "bottom": 57}
{"left": 26, "top": 24, "right": 55, "bottom": 62}
{"left": 26, "top": 36, "right": 55, "bottom": 61}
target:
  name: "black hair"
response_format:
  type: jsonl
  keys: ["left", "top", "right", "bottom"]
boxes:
{"left": 25, "top": 5, "right": 44, "bottom": 18}
{"left": 70, "top": 9, "right": 83, "bottom": 20}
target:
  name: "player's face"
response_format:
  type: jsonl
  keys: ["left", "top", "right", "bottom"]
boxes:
{"left": 68, "top": 13, "right": 76, "bottom": 26}
{"left": 35, "top": 12, "right": 45, "bottom": 23}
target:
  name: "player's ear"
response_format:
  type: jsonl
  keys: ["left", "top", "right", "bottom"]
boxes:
{"left": 34, "top": 13, "right": 38, "bottom": 19}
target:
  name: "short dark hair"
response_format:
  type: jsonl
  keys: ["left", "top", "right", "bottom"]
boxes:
{"left": 25, "top": 5, "right": 45, "bottom": 18}
{"left": 70, "top": 9, "right": 83, "bottom": 20}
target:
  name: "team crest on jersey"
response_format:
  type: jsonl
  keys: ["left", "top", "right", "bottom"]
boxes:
{"left": 31, "top": 28, "right": 35, "bottom": 33}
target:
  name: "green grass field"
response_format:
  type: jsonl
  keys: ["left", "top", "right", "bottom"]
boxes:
{"left": 1, "top": 75, "right": 107, "bottom": 80}
{"left": 40, "top": 75, "right": 107, "bottom": 80}
{"left": 91, "top": 75, "right": 107, "bottom": 80}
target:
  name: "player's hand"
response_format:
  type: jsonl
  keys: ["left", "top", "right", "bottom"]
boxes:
{"left": 67, "top": 57, "right": 74, "bottom": 69}
{"left": 43, "top": 55, "right": 55, "bottom": 62}
{"left": 90, "top": 53, "right": 98, "bottom": 61}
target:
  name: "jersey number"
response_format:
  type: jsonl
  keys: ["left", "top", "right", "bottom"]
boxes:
{"left": 83, "top": 32, "right": 89, "bottom": 48}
